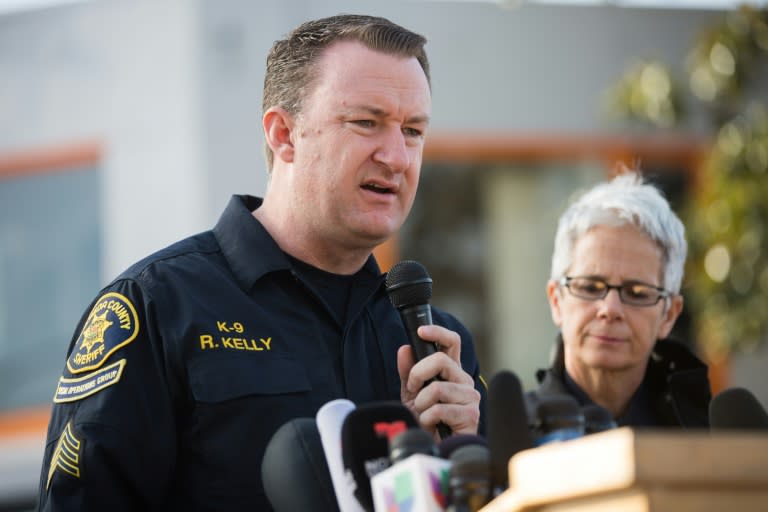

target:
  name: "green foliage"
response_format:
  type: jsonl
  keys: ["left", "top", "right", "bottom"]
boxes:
{"left": 608, "top": 5, "right": 768, "bottom": 357}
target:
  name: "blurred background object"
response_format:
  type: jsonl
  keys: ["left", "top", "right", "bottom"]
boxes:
{"left": 604, "top": 3, "right": 768, "bottom": 373}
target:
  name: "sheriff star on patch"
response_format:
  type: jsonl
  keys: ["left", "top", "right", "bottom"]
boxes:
{"left": 67, "top": 292, "right": 139, "bottom": 374}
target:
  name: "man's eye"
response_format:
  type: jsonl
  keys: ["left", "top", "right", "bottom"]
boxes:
{"left": 403, "top": 127, "right": 423, "bottom": 138}
{"left": 353, "top": 120, "right": 375, "bottom": 128}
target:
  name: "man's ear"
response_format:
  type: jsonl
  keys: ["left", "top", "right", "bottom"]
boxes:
{"left": 263, "top": 106, "right": 295, "bottom": 164}
{"left": 547, "top": 280, "right": 563, "bottom": 328}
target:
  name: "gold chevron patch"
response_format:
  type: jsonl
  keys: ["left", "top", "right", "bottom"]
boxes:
{"left": 46, "top": 422, "right": 81, "bottom": 489}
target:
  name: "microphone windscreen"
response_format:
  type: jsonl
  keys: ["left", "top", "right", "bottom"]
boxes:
{"left": 448, "top": 445, "right": 491, "bottom": 511}
{"left": 317, "top": 399, "right": 364, "bottom": 512}
{"left": 341, "top": 401, "right": 419, "bottom": 511}
{"left": 389, "top": 427, "right": 439, "bottom": 464}
{"left": 487, "top": 370, "right": 533, "bottom": 492}
{"left": 581, "top": 403, "right": 617, "bottom": 434}
{"left": 437, "top": 433, "right": 488, "bottom": 459}
{"left": 261, "top": 417, "right": 339, "bottom": 512}
{"left": 449, "top": 444, "right": 490, "bottom": 478}
{"left": 534, "top": 394, "right": 584, "bottom": 445}
{"left": 710, "top": 387, "right": 768, "bottom": 430}
{"left": 385, "top": 260, "right": 433, "bottom": 308}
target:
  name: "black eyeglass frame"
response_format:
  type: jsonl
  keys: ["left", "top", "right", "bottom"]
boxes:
{"left": 558, "top": 276, "right": 671, "bottom": 307}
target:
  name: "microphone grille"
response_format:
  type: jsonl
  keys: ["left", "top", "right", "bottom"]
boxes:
{"left": 449, "top": 444, "right": 491, "bottom": 478}
{"left": 385, "top": 260, "right": 433, "bottom": 309}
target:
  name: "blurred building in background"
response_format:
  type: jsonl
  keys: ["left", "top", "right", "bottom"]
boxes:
{"left": 1, "top": 0, "right": 766, "bottom": 509}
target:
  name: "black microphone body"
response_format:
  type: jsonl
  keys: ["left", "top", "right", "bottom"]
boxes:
{"left": 447, "top": 444, "right": 491, "bottom": 512}
{"left": 533, "top": 394, "right": 585, "bottom": 446}
{"left": 386, "top": 260, "right": 451, "bottom": 439}
{"left": 581, "top": 404, "right": 617, "bottom": 434}
{"left": 261, "top": 417, "right": 339, "bottom": 512}
{"left": 487, "top": 370, "right": 534, "bottom": 494}
{"left": 397, "top": 303, "right": 438, "bottom": 361}
{"left": 710, "top": 387, "right": 768, "bottom": 430}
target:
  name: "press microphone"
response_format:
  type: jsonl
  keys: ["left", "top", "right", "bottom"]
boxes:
{"left": 385, "top": 259, "right": 451, "bottom": 439}
{"left": 486, "top": 370, "right": 534, "bottom": 494}
{"left": 371, "top": 427, "right": 451, "bottom": 512}
{"left": 533, "top": 394, "right": 585, "bottom": 446}
{"left": 341, "top": 401, "right": 419, "bottom": 511}
{"left": 438, "top": 433, "right": 488, "bottom": 460}
{"left": 261, "top": 417, "right": 339, "bottom": 512}
{"left": 389, "top": 427, "right": 440, "bottom": 464}
{"left": 709, "top": 387, "right": 768, "bottom": 431}
{"left": 317, "top": 399, "right": 364, "bottom": 512}
{"left": 581, "top": 403, "right": 617, "bottom": 434}
{"left": 446, "top": 444, "right": 491, "bottom": 512}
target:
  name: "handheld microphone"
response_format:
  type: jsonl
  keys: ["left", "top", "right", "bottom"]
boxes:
{"left": 317, "top": 399, "right": 364, "bottom": 512}
{"left": 581, "top": 403, "right": 617, "bottom": 434}
{"left": 386, "top": 259, "right": 451, "bottom": 440}
{"left": 533, "top": 394, "right": 585, "bottom": 446}
{"left": 709, "top": 387, "right": 768, "bottom": 431}
{"left": 446, "top": 444, "right": 491, "bottom": 512}
{"left": 261, "top": 417, "right": 339, "bottom": 512}
{"left": 341, "top": 401, "right": 419, "bottom": 511}
{"left": 371, "top": 427, "right": 451, "bottom": 512}
{"left": 486, "top": 370, "right": 533, "bottom": 494}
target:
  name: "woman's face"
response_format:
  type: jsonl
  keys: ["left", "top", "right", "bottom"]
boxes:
{"left": 547, "top": 224, "right": 683, "bottom": 380}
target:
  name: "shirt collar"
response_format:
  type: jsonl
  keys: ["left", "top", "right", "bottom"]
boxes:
{"left": 212, "top": 194, "right": 384, "bottom": 292}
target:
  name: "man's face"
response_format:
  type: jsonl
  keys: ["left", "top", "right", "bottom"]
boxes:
{"left": 547, "top": 224, "right": 683, "bottom": 380}
{"left": 287, "top": 40, "right": 431, "bottom": 251}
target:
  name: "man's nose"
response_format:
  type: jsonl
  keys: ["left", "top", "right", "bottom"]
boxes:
{"left": 373, "top": 128, "right": 409, "bottom": 172}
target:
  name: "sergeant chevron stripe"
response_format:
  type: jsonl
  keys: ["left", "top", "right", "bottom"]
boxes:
{"left": 47, "top": 422, "right": 81, "bottom": 489}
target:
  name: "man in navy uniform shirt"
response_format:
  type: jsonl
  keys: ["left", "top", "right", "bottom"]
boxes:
{"left": 38, "top": 14, "right": 486, "bottom": 511}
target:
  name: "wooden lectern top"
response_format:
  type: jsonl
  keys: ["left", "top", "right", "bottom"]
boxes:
{"left": 481, "top": 426, "right": 768, "bottom": 512}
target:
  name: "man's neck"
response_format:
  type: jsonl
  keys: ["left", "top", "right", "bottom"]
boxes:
{"left": 252, "top": 197, "right": 372, "bottom": 275}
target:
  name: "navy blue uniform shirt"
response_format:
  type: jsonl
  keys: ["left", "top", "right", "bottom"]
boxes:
{"left": 38, "top": 195, "right": 487, "bottom": 511}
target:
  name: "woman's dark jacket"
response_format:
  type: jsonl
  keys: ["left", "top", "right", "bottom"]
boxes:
{"left": 525, "top": 337, "right": 711, "bottom": 428}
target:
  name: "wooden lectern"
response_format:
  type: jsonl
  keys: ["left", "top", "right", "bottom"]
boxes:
{"left": 480, "top": 427, "right": 768, "bottom": 512}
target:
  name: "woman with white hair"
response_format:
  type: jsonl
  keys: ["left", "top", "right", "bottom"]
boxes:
{"left": 528, "top": 171, "right": 711, "bottom": 428}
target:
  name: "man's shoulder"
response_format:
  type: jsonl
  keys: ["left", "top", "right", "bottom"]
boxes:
{"left": 117, "top": 230, "right": 221, "bottom": 283}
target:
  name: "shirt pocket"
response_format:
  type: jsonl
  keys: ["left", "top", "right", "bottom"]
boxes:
{"left": 188, "top": 355, "right": 312, "bottom": 403}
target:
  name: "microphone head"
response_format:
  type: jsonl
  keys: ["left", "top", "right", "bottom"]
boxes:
{"left": 389, "top": 427, "right": 439, "bottom": 464}
{"left": 710, "top": 387, "right": 768, "bottom": 430}
{"left": 449, "top": 444, "right": 491, "bottom": 479}
{"left": 437, "top": 433, "right": 488, "bottom": 459}
{"left": 534, "top": 395, "right": 585, "bottom": 446}
{"left": 581, "top": 403, "right": 617, "bottom": 434}
{"left": 341, "top": 401, "right": 419, "bottom": 511}
{"left": 449, "top": 445, "right": 491, "bottom": 510}
{"left": 487, "top": 370, "right": 534, "bottom": 492}
{"left": 261, "top": 417, "right": 339, "bottom": 512}
{"left": 385, "top": 260, "right": 433, "bottom": 309}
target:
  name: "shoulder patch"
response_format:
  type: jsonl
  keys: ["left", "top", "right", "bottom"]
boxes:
{"left": 54, "top": 358, "right": 127, "bottom": 403}
{"left": 67, "top": 292, "right": 139, "bottom": 374}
